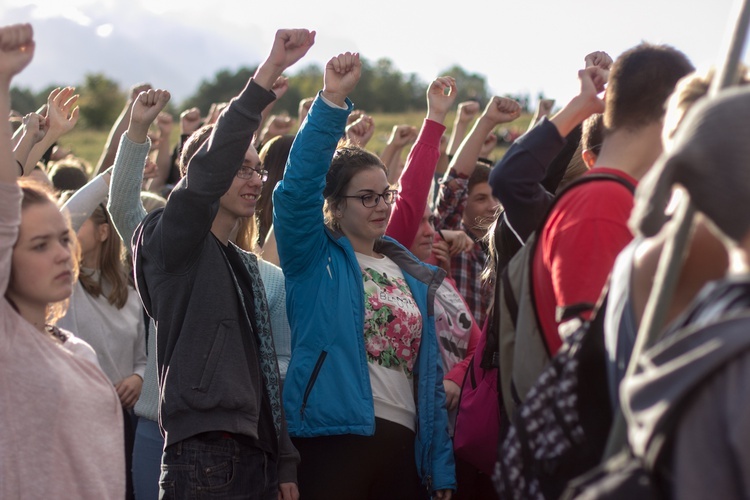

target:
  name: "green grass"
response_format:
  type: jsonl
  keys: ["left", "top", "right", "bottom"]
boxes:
{"left": 60, "top": 110, "right": 533, "bottom": 174}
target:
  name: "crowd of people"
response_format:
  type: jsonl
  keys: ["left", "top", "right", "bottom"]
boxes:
{"left": 3, "top": 19, "right": 750, "bottom": 500}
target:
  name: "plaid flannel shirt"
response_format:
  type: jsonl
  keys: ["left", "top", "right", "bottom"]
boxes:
{"left": 434, "top": 168, "right": 491, "bottom": 327}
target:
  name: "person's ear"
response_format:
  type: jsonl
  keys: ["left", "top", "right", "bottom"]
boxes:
{"left": 582, "top": 149, "right": 597, "bottom": 169}
{"left": 97, "top": 222, "right": 110, "bottom": 243}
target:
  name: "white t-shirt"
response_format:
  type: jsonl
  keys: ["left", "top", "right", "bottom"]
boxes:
{"left": 357, "top": 252, "right": 422, "bottom": 432}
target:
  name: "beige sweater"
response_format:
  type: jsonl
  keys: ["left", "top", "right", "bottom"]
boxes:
{"left": 0, "top": 182, "right": 125, "bottom": 499}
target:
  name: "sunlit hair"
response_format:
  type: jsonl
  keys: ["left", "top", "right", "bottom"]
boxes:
{"left": 256, "top": 134, "right": 294, "bottom": 247}
{"left": 11, "top": 178, "right": 79, "bottom": 324}
{"left": 76, "top": 204, "right": 129, "bottom": 309}
{"left": 323, "top": 143, "right": 388, "bottom": 230}
{"left": 234, "top": 216, "right": 259, "bottom": 254}
{"left": 179, "top": 124, "right": 215, "bottom": 178}
{"left": 662, "top": 65, "right": 750, "bottom": 147}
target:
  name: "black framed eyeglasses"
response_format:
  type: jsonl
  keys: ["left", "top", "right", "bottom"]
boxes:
{"left": 342, "top": 189, "right": 398, "bottom": 208}
{"left": 236, "top": 166, "right": 268, "bottom": 182}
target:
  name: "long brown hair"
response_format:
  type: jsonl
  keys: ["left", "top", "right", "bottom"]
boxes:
{"left": 78, "top": 204, "right": 129, "bottom": 309}
{"left": 256, "top": 134, "right": 294, "bottom": 246}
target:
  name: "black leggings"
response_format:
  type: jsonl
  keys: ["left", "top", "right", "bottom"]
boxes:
{"left": 292, "top": 418, "right": 424, "bottom": 500}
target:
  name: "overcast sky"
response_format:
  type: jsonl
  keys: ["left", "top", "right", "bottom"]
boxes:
{"left": 3, "top": 0, "right": 750, "bottom": 108}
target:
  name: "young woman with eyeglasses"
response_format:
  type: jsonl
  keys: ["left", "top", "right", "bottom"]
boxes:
{"left": 273, "top": 52, "right": 455, "bottom": 500}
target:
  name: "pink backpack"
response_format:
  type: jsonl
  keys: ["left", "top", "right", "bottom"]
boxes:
{"left": 452, "top": 319, "right": 501, "bottom": 476}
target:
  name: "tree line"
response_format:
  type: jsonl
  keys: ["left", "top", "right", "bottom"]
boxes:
{"left": 9, "top": 56, "right": 533, "bottom": 130}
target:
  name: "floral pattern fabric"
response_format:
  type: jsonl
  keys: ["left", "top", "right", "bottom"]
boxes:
{"left": 361, "top": 261, "right": 422, "bottom": 376}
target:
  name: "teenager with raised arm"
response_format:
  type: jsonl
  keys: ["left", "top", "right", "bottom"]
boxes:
{"left": 0, "top": 23, "right": 125, "bottom": 499}
{"left": 132, "top": 29, "right": 314, "bottom": 500}
{"left": 274, "top": 51, "right": 455, "bottom": 500}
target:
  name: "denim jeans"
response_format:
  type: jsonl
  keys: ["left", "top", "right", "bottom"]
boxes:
{"left": 159, "top": 434, "right": 278, "bottom": 499}
{"left": 133, "top": 418, "right": 163, "bottom": 500}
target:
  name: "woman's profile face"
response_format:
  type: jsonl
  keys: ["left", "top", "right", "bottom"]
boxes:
{"left": 9, "top": 201, "right": 75, "bottom": 309}
{"left": 335, "top": 166, "right": 393, "bottom": 250}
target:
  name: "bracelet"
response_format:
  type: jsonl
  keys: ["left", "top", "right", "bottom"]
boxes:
{"left": 16, "top": 160, "right": 24, "bottom": 176}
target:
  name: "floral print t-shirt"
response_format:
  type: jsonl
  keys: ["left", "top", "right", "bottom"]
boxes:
{"left": 357, "top": 252, "right": 422, "bottom": 432}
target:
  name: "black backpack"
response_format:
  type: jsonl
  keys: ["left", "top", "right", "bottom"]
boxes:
{"left": 494, "top": 283, "right": 613, "bottom": 500}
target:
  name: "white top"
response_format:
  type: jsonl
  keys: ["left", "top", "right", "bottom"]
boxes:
{"left": 356, "top": 252, "right": 422, "bottom": 432}
{"left": 57, "top": 271, "right": 147, "bottom": 384}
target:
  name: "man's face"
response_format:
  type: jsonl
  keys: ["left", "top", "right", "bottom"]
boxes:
{"left": 462, "top": 181, "right": 499, "bottom": 238}
{"left": 218, "top": 144, "right": 263, "bottom": 219}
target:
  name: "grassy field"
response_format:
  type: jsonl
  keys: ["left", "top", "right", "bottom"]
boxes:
{"left": 61, "top": 110, "right": 533, "bottom": 175}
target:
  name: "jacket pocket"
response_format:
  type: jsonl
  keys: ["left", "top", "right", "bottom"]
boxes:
{"left": 300, "top": 350, "right": 327, "bottom": 420}
{"left": 194, "top": 321, "right": 228, "bottom": 392}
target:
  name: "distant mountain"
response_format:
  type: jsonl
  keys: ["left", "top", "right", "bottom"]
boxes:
{"left": 5, "top": 5, "right": 261, "bottom": 105}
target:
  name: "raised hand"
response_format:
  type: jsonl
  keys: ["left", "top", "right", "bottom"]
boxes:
{"left": 180, "top": 107, "right": 202, "bottom": 135}
{"left": 345, "top": 114, "right": 375, "bottom": 148}
{"left": 456, "top": 100, "right": 481, "bottom": 125}
{"left": 480, "top": 96, "right": 521, "bottom": 125}
{"left": 255, "top": 29, "right": 316, "bottom": 90}
{"left": 271, "top": 75, "right": 289, "bottom": 100}
{"left": 259, "top": 114, "right": 294, "bottom": 145}
{"left": 0, "top": 23, "right": 35, "bottom": 84}
{"left": 577, "top": 66, "right": 607, "bottom": 114}
{"left": 128, "top": 88, "right": 171, "bottom": 143}
{"left": 45, "top": 86, "right": 80, "bottom": 137}
{"left": 206, "top": 102, "right": 228, "bottom": 125}
{"left": 323, "top": 52, "right": 362, "bottom": 107}
{"left": 347, "top": 108, "right": 365, "bottom": 126}
{"left": 584, "top": 51, "right": 613, "bottom": 71}
{"left": 23, "top": 112, "right": 48, "bottom": 144}
{"left": 130, "top": 82, "right": 153, "bottom": 101}
{"left": 297, "top": 96, "right": 314, "bottom": 123}
{"left": 427, "top": 76, "right": 458, "bottom": 123}
{"left": 156, "top": 111, "right": 173, "bottom": 136}
{"left": 387, "top": 124, "right": 418, "bottom": 149}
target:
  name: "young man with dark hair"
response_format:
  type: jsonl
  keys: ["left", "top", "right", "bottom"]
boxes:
{"left": 132, "top": 29, "right": 315, "bottom": 500}
{"left": 531, "top": 42, "right": 694, "bottom": 356}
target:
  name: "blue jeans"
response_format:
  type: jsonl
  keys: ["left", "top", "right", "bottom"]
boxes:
{"left": 159, "top": 434, "right": 278, "bottom": 499}
{"left": 133, "top": 418, "right": 164, "bottom": 500}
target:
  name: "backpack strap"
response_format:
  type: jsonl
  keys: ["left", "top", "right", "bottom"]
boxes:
{"left": 526, "top": 171, "right": 636, "bottom": 340}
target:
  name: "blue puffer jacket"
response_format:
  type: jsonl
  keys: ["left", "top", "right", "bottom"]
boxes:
{"left": 273, "top": 93, "right": 456, "bottom": 492}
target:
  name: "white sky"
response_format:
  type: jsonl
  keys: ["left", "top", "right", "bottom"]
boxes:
{"left": 4, "top": 0, "right": 750, "bottom": 107}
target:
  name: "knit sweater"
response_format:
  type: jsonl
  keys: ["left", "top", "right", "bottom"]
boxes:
{"left": 0, "top": 181, "right": 125, "bottom": 499}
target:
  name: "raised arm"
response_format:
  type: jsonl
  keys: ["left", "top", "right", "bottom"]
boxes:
{"left": 0, "top": 23, "right": 34, "bottom": 185}
{"left": 385, "top": 76, "right": 457, "bottom": 249}
{"left": 381, "top": 125, "right": 418, "bottom": 184}
{"left": 273, "top": 51, "right": 361, "bottom": 277}
{"left": 108, "top": 89, "right": 171, "bottom": 254}
{"left": 446, "top": 100, "right": 480, "bottom": 157}
{"left": 95, "top": 83, "right": 151, "bottom": 175}
{"left": 144, "top": 109, "right": 174, "bottom": 194}
{"left": 13, "top": 112, "right": 47, "bottom": 175}
{"left": 489, "top": 63, "right": 607, "bottom": 242}
{"left": 435, "top": 96, "right": 521, "bottom": 230}
{"left": 143, "top": 29, "right": 315, "bottom": 273}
